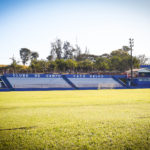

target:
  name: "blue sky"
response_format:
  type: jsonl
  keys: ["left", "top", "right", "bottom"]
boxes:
{"left": 0, "top": 0, "right": 150, "bottom": 64}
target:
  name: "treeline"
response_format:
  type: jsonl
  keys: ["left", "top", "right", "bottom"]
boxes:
{"left": 0, "top": 39, "right": 148, "bottom": 74}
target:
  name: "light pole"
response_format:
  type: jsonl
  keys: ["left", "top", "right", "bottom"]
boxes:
{"left": 129, "top": 38, "right": 134, "bottom": 86}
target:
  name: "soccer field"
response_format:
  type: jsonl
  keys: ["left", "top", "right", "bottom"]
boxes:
{"left": 0, "top": 89, "right": 150, "bottom": 150}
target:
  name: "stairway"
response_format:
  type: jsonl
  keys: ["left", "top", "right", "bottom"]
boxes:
{"left": 61, "top": 75, "right": 78, "bottom": 89}
{"left": 112, "top": 76, "right": 127, "bottom": 87}
{"left": 0, "top": 76, "right": 14, "bottom": 90}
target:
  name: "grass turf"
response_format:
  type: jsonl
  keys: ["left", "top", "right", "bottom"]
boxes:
{"left": 0, "top": 89, "right": 150, "bottom": 150}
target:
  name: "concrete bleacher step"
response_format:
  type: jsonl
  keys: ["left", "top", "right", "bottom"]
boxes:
{"left": 7, "top": 77, "right": 72, "bottom": 89}
{"left": 0, "top": 74, "right": 131, "bottom": 91}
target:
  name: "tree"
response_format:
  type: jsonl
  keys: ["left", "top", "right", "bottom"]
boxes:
{"left": 38, "top": 60, "right": 49, "bottom": 73}
{"left": 95, "top": 57, "right": 110, "bottom": 71}
{"left": 133, "top": 57, "right": 140, "bottom": 68}
{"left": 29, "top": 60, "right": 39, "bottom": 73}
{"left": 9, "top": 56, "right": 19, "bottom": 73}
{"left": 29, "top": 60, "right": 49, "bottom": 73}
{"left": 77, "top": 60, "right": 93, "bottom": 73}
{"left": 17, "top": 39, "right": 141, "bottom": 73}
{"left": 122, "top": 46, "right": 130, "bottom": 52}
{"left": 110, "top": 56, "right": 122, "bottom": 71}
{"left": 119, "top": 56, "right": 131, "bottom": 71}
{"left": 48, "top": 61, "right": 57, "bottom": 72}
{"left": 63, "top": 41, "right": 74, "bottom": 59}
{"left": 76, "top": 54, "right": 98, "bottom": 62}
{"left": 110, "top": 49, "right": 131, "bottom": 71}
{"left": 31, "top": 52, "right": 39, "bottom": 60}
{"left": 55, "top": 59, "right": 67, "bottom": 72}
{"left": 74, "top": 44, "right": 81, "bottom": 61}
{"left": 47, "top": 55, "right": 53, "bottom": 61}
{"left": 100, "top": 53, "right": 110, "bottom": 58}
{"left": 20, "top": 48, "right": 31, "bottom": 65}
{"left": 9, "top": 56, "right": 27, "bottom": 73}
{"left": 138, "top": 54, "right": 148, "bottom": 65}
{"left": 84, "top": 47, "right": 89, "bottom": 55}
{"left": 66, "top": 59, "right": 77, "bottom": 73}
{"left": 111, "top": 49, "right": 129, "bottom": 57}
{"left": 50, "top": 39, "right": 62, "bottom": 60}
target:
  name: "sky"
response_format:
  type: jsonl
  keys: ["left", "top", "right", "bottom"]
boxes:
{"left": 0, "top": 0, "right": 150, "bottom": 64}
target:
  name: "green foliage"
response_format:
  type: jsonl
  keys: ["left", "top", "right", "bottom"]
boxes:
{"left": 46, "top": 45, "right": 141, "bottom": 73}
{"left": 110, "top": 56, "right": 122, "bottom": 71}
{"left": 9, "top": 56, "right": 19, "bottom": 73}
{"left": 31, "top": 52, "right": 39, "bottom": 60}
{"left": 29, "top": 60, "right": 49, "bottom": 73}
{"left": 77, "top": 60, "right": 93, "bottom": 72}
{"left": 110, "top": 49, "right": 129, "bottom": 57}
{"left": 122, "top": 46, "right": 131, "bottom": 52}
{"left": 51, "top": 39, "right": 63, "bottom": 60}
{"left": 0, "top": 89, "right": 150, "bottom": 149}
{"left": 55, "top": 59, "right": 67, "bottom": 72}
{"left": 133, "top": 57, "right": 140, "bottom": 68}
{"left": 48, "top": 61, "right": 57, "bottom": 72}
{"left": 95, "top": 57, "right": 110, "bottom": 71}
{"left": 20, "top": 48, "right": 31, "bottom": 65}
{"left": 8, "top": 56, "right": 28, "bottom": 73}
{"left": 4, "top": 40, "right": 144, "bottom": 73}
{"left": 138, "top": 54, "right": 148, "bottom": 65}
{"left": 74, "top": 44, "right": 81, "bottom": 61}
{"left": 109, "top": 49, "right": 140, "bottom": 72}
{"left": 66, "top": 59, "right": 77, "bottom": 73}
{"left": 63, "top": 41, "right": 74, "bottom": 59}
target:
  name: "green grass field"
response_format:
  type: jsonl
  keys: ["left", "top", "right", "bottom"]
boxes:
{"left": 0, "top": 89, "right": 150, "bottom": 150}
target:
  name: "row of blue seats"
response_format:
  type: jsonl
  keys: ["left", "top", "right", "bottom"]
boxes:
{"left": 5, "top": 76, "right": 123, "bottom": 89}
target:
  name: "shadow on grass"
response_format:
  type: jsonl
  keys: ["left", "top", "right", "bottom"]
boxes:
{"left": 0, "top": 126, "right": 37, "bottom": 131}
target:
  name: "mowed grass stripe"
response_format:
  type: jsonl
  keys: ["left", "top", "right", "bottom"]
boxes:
{"left": 0, "top": 89, "right": 150, "bottom": 150}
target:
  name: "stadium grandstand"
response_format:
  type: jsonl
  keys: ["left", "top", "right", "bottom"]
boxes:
{"left": 0, "top": 71, "right": 150, "bottom": 91}
{"left": 0, "top": 74, "right": 126, "bottom": 91}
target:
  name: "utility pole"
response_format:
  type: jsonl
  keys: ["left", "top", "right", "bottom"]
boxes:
{"left": 129, "top": 38, "right": 134, "bottom": 86}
